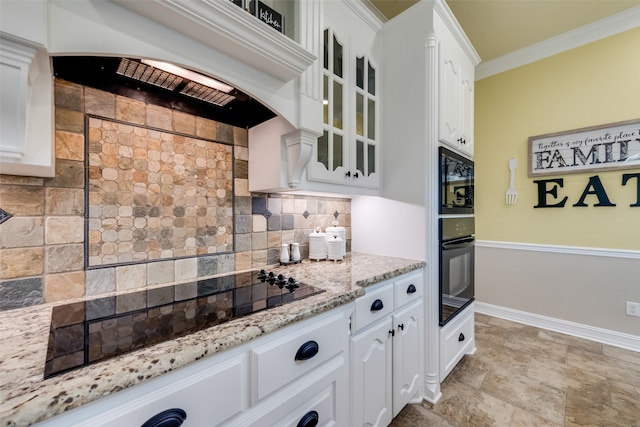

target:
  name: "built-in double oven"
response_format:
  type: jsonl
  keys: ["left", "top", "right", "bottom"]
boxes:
{"left": 438, "top": 147, "right": 475, "bottom": 326}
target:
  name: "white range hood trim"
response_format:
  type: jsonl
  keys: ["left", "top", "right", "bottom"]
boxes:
{"left": 111, "top": 0, "right": 317, "bottom": 82}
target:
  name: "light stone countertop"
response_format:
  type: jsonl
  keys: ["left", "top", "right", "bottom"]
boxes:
{"left": 0, "top": 252, "right": 425, "bottom": 427}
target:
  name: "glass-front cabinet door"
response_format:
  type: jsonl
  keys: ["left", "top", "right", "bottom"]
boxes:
{"left": 312, "top": 28, "right": 348, "bottom": 183}
{"left": 308, "top": 24, "right": 379, "bottom": 190}
{"left": 353, "top": 55, "right": 378, "bottom": 188}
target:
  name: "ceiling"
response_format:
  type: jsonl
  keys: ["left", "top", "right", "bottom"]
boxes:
{"left": 369, "top": 0, "right": 640, "bottom": 61}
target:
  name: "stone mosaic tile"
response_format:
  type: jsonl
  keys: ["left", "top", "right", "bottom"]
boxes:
{"left": 54, "top": 80, "right": 84, "bottom": 111}
{"left": 0, "top": 247, "right": 44, "bottom": 280}
{"left": 173, "top": 110, "right": 196, "bottom": 135}
{"left": 55, "top": 130, "right": 84, "bottom": 161}
{"left": 195, "top": 116, "right": 217, "bottom": 140}
{"left": 234, "top": 251, "right": 252, "bottom": 270}
{"left": 0, "top": 185, "right": 44, "bottom": 216}
{"left": 0, "top": 216, "right": 43, "bottom": 248}
{"left": 216, "top": 253, "right": 235, "bottom": 273}
{"left": 45, "top": 188, "right": 84, "bottom": 215}
{"left": 234, "top": 215, "right": 251, "bottom": 234}
{"left": 197, "top": 255, "right": 218, "bottom": 277}
{"left": 46, "top": 244, "right": 84, "bottom": 274}
{"left": 46, "top": 159, "right": 84, "bottom": 188}
{"left": 115, "top": 96, "right": 145, "bottom": 125}
{"left": 251, "top": 196, "right": 267, "bottom": 214}
{"left": 147, "top": 261, "right": 174, "bottom": 286}
{"left": 233, "top": 126, "right": 248, "bottom": 147}
{"left": 216, "top": 122, "right": 234, "bottom": 144}
{"left": 267, "top": 214, "right": 281, "bottom": 231}
{"left": 116, "top": 264, "right": 147, "bottom": 291}
{"left": 251, "top": 232, "right": 267, "bottom": 250}
{"left": 0, "top": 277, "right": 43, "bottom": 310}
{"left": 85, "top": 268, "right": 116, "bottom": 296}
{"left": 55, "top": 108, "right": 84, "bottom": 133}
{"left": 0, "top": 175, "right": 44, "bottom": 186}
{"left": 146, "top": 104, "right": 172, "bottom": 131}
{"left": 235, "top": 233, "right": 251, "bottom": 252}
{"left": 234, "top": 196, "right": 251, "bottom": 215}
{"left": 252, "top": 214, "right": 267, "bottom": 232}
{"left": 267, "top": 231, "right": 282, "bottom": 249}
{"left": 45, "top": 216, "right": 84, "bottom": 245}
{"left": 234, "top": 158, "right": 248, "bottom": 179}
{"left": 281, "top": 213, "right": 294, "bottom": 230}
{"left": 44, "top": 271, "right": 85, "bottom": 303}
{"left": 234, "top": 178, "right": 250, "bottom": 196}
{"left": 84, "top": 87, "right": 115, "bottom": 118}
{"left": 87, "top": 118, "right": 233, "bottom": 266}
{"left": 175, "top": 258, "right": 197, "bottom": 281}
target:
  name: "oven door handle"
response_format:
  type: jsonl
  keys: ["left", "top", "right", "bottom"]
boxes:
{"left": 442, "top": 237, "right": 475, "bottom": 250}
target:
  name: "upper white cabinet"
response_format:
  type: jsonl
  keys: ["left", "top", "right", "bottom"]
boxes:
{"left": 248, "top": 1, "right": 383, "bottom": 196}
{"left": 380, "top": 1, "right": 479, "bottom": 205}
{"left": 307, "top": 17, "right": 380, "bottom": 190}
{"left": 438, "top": 19, "right": 475, "bottom": 158}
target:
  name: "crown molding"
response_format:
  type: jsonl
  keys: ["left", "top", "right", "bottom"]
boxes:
{"left": 476, "top": 6, "right": 640, "bottom": 80}
{"left": 434, "top": 0, "right": 480, "bottom": 66}
{"left": 344, "top": 0, "right": 384, "bottom": 32}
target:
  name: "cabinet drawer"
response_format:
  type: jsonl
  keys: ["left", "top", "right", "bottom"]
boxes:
{"left": 251, "top": 310, "right": 348, "bottom": 402}
{"left": 394, "top": 271, "right": 423, "bottom": 309}
{"left": 353, "top": 283, "right": 394, "bottom": 332}
{"left": 35, "top": 353, "right": 247, "bottom": 427}
{"left": 439, "top": 304, "right": 475, "bottom": 380}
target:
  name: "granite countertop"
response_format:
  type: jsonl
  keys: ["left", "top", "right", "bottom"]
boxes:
{"left": 0, "top": 252, "right": 425, "bottom": 427}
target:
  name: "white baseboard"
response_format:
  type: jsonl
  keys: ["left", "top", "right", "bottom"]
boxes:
{"left": 475, "top": 301, "right": 640, "bottom": 352}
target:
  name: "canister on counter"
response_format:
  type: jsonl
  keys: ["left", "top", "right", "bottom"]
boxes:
{"left": 308, "top": 227, "right": 327, "bottom": 261}
{"left": 327, "top": 234, "right": 344, "bottom": 261}
{"left": 325, "top": 220, "right": 346, "bottom": 259}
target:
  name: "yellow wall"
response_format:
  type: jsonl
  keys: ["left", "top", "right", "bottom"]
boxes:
{"left": 475, "top": 27, "right": 640, "bottom": 250}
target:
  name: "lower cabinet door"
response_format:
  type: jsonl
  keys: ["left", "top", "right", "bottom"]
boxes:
{"left": 392, "top": 301, "right": 423, "bottom": 417}
{"left": 350, "top": 318, "right": 393, "bottom": 427}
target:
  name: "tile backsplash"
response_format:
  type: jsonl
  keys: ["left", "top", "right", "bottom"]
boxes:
{"left": 0, "top": 79, "right": 350, "bottom": 311}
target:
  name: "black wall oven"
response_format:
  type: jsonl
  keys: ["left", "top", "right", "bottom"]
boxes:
{"left": 439, "top": 217, "right": 475, "bottom": 326}
{"left": 439, "top": 147, "right": 474, "bottom": 214}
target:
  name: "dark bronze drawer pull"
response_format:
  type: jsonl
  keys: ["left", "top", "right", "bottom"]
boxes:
{"left": 295, "top": 340, "right": 319, "bottom": 361}
{"left": 458, "top": 333, "right": 465, "bottom": 342}
{"left": 141, "top": 408, "right": 187, "bottom": 427}
{"left": 370, "top": 299, "right": 384, "bottom": 312}
{"left": 297, "top": 410, "right": 319, "bottom": 427}
{"left": 406, "top": 284, "right": 416, "bottom": 294}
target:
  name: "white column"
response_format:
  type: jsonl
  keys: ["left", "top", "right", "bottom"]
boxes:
{"left": 422, "top": 29, "right": 442, "bottom": 404}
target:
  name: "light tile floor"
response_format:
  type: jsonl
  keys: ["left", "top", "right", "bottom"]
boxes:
{"left": 390, "top": 313, "right": 640, "bottom": 427}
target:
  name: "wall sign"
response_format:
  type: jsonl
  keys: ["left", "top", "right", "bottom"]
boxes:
{"left": 250, "top": 1, "right": 284, "bottom": 34}
{"left": 528, "top": 119, "right": 640, "bottom": 177}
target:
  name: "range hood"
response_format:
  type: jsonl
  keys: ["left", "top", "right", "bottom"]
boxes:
{"left": 53, "top": 56, "right": 276, "bottom": 129}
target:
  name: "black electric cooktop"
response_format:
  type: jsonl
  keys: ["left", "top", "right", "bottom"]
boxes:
{"left": 45, "top": 269, "right": 324, "bottom": 378}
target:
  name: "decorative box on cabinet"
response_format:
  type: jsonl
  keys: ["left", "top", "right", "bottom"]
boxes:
{"left": 439, "top": 301, "right": 475, "bottom": 380}
{"left": 350, "top": 270, "right": 424, "bottom": 427}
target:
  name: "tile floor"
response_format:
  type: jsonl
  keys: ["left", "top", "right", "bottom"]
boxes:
{"left": 390, "top": 313, "right": 640, "bottom": 427}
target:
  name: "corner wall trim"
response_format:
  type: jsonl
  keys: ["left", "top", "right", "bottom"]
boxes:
{"left": 475, "top": 302, "right": 640, "bottom": 352}
{"left": 476, "top": 240, "right": 640, "bottom": 260}
{"left": 476, "top": 6, "right": 640, "bottom": 80}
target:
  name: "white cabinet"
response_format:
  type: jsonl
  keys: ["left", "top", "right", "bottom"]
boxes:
{"left": 392, "top": 301, "right": 422, "bottom": 416}
{"left": 35, "top": 305, "right": 352, "bottom": 427}
{"left": 350, "top": 270, "right": 424, "bottom": 427}
{"left": 439, "top": 302, "right": 475, "bottom": 380}
{"left": 34, "top": 350, "right": 248, "bottom": 427}
{"left": 438, "top": 18, "right": 475, "bottom": 158}
{"left": 351, "top": 316, "right": 393, "bottom": 427}
{"left": 306, "top": 1, "right": 381, "bottom": 191}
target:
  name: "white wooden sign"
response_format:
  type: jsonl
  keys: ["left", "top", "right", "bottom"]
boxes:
{"left": 528, "top": 119, "right": 640, "bottom": 177}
